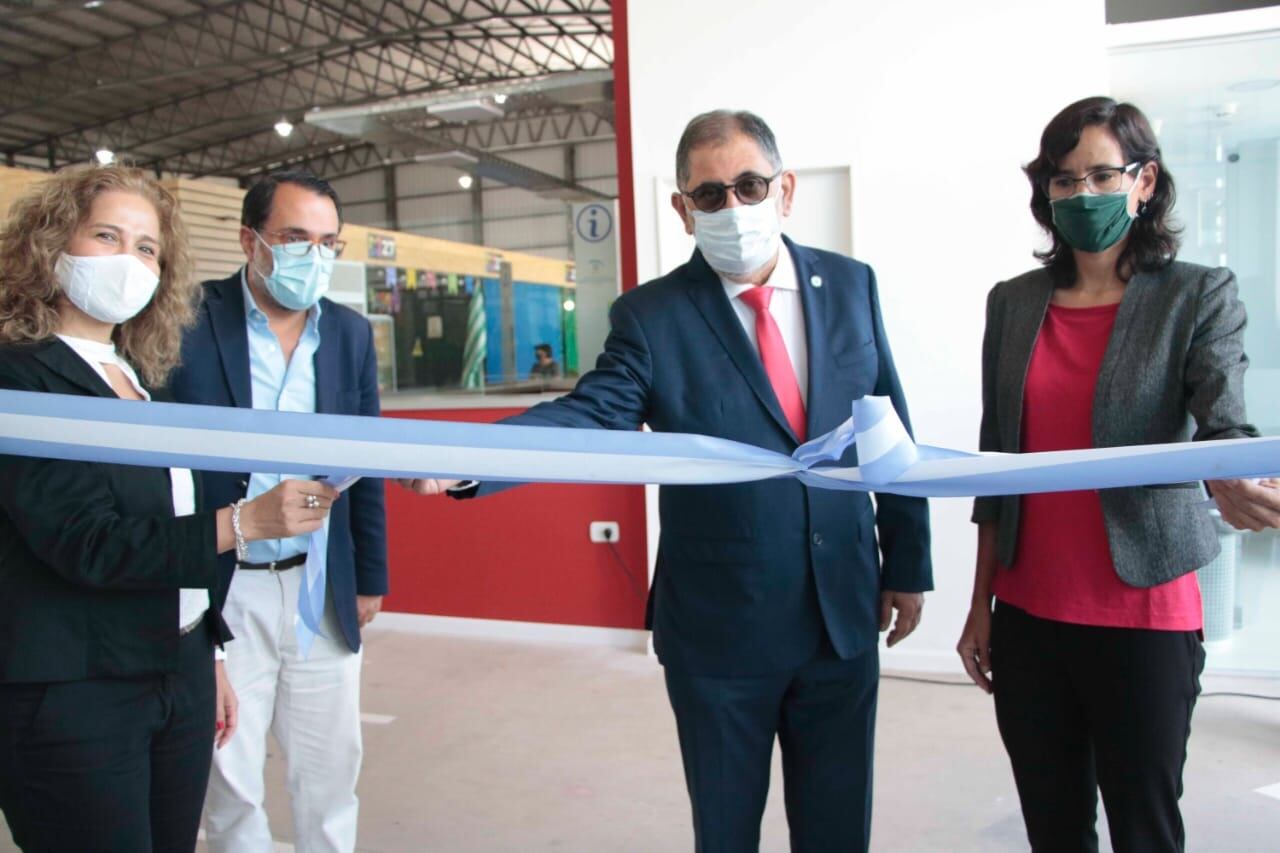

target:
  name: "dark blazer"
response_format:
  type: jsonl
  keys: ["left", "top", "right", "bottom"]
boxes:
{"left": 0, "top": 339, "right": 226, "bottom": 683}
{"left": 972, "top": 261, "right": 1257, "bottom": 587}
{"left": 166, "top": 272, "right": 388, "bottom": 653}
{"left": 485, "top": 238, "right": 933, "bottom": 677}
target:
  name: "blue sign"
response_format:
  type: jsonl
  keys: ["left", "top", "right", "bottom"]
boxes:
{"left": 575, "top": 204, "right": 613, "bottom": 243}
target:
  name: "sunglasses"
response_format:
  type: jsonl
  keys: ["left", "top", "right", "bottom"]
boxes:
{"left": 681, "top": 170, "right": 782, "bottom": 213}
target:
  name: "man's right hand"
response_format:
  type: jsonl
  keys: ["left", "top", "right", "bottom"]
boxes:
{"left": 397, "top": 478, "right": 462, "bottom": 496}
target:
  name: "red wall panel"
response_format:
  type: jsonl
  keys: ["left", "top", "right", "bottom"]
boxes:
{"left": 612, "top": 0, "right": 638, "bottom": 293}
{"left": 382, "top": 408, "right": 649, "bottom": 630}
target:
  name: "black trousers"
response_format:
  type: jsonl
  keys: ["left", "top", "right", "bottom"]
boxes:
{"left": 0, "top": 625, "right": 216, "bottom": 853}
{"left": 663, "top": 638, "right": 879, "bottom": 853}
{"left": 990, "top": 601, "right": 1205, "bottom": 853}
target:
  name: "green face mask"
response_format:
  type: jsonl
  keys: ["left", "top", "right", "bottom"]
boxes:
{"left": 1050, "top": 188, "right": 1136, "bottom": 254}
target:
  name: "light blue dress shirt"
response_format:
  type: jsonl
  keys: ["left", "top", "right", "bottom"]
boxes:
{"left": 241, "top": 271, "right": 323, "bottom": 563}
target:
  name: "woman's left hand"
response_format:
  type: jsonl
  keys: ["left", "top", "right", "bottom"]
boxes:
{"left": 214, "top": 660, "right": 238, "bottom": 749}
{"left": 1208, "top": 478, "right": 1280, "bottom": 532}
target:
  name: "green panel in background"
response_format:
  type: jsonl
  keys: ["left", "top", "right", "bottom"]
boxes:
{"left": 562, "top": 286, "right": 578, "bottom": 375}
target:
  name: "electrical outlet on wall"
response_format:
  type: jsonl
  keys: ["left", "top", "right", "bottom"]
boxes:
{"left": 589, "top": 521, "right": 620, "bottom": 543}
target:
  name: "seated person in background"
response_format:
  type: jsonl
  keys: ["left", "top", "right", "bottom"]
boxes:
{"left": 529, "top": 342, "right": 561, "bottom": 379}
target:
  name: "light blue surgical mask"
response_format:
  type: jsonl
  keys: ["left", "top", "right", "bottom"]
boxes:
{"left": 253, "top": 231, "right": 335, "bottom": 311}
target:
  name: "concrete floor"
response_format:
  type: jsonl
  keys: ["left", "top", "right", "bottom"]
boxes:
{"left": 3, "top": 628, "right": 1280, "bottom": 851}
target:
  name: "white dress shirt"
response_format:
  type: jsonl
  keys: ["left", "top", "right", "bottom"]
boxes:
{"left": 717, "top": 243, "right": 809, "bottom": 405}
{"left": 57, "top": 334, "right": 209, "bottom": 633}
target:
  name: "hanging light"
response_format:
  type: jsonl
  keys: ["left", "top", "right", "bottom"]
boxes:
{"left": 94, "top": 148, "right": 114, "bottom": 166}
{"left": 274, "top": 118, "right": 294, "bottom": 138}
{"left": 458, "top": 174, "right": 474, "bottom": 189}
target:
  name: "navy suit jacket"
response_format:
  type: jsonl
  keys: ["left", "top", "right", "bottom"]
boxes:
{"left": 166, "top": 272, "right": 388, "bottom": 653}
{"left": 488, "top": 238, "right": 933, "bottom": 676}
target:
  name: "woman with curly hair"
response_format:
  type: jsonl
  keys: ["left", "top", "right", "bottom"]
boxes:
{"left": 0, "top": 164, "right": 338, "bottom": 853}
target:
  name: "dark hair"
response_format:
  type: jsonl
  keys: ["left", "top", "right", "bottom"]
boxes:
{"left": 675, "top": 110, "right": 782, "bottom": 189}
{"left": 534, "top": 343, "right": 553, "bottom": 357}
{"left": 1024, "top": 96, "right": 1179, "bottom": 285}
{"left": 241, "top": 170, "right": 343, "bottom": 232}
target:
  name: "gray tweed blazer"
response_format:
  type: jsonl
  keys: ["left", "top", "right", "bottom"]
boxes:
{"left": 971, "top": 260, "right": 1257, "bottom": 588}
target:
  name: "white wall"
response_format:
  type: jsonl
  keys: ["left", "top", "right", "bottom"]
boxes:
{"left": 628, "top": 0, "right": 1109, "bottom": 671}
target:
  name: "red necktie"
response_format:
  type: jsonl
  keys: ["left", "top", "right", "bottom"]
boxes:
{"left": 738, "top": 286, "right": 806, "bottom": 441}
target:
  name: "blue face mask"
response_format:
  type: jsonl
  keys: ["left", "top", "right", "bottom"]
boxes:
{"left": 253, "top": 231, "right": 335, "bottom": 311}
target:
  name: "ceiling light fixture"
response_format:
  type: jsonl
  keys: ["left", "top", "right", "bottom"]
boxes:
{"left": 83, "top": 0, "right": 104, "bottom": 8}
{"left": 426, "top": 99, "right": 504, "bottom": 122}
{"left": 274, "top": 118, "right": 294, "bottom": 138}
{"left": 458, "top": 174, "right": 474, "bottom": 189}
{"left": 493, "top": 93, "right": 508, "bottom": 105}
{"left": 1227, "top": 79, "right": 1280, "bottom": 93}
{"left": 94, "top": 148, "right": 114, "bottom": 165}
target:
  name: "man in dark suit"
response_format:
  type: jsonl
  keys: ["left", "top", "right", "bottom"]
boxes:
{"left": 168, "top": 171, "right": 387, "bottom": 853}
{"left": 407, "top": 110, "right": 931, "bottom": 852}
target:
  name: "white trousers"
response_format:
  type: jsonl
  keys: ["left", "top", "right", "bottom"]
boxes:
{"left": 205, "top": 566, "right": 363, "bottom": 853}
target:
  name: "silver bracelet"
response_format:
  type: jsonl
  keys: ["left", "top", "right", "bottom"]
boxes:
{"left": 230, "top": 499, "right": 249, "bottom": 562}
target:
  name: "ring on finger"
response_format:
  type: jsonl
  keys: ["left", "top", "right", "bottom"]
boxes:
{"left": 304, "top": 494, "right": 321, "bottom": 509}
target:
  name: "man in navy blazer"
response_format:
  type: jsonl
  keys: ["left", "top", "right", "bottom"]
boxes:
{"left": 168, "top": 172, "right": 386, "bottom": 853}
{"left": 409, "top": 111, "right": 931, "bottom": 851}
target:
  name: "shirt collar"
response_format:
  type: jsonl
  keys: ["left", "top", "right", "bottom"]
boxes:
{"left": 56, "top": 333, "right": 117, "bottom": 362}
{"left": 239, "top": 266, "right": 323, "bottom": 330}
{"left": 718, "top": 240, "right": 798, "bottom": 300}
{"left": 55, "top": 333, "right": 148, "bottom": 399}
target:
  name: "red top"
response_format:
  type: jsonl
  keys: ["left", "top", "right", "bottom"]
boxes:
{"left": 991, "top": 302, "right": 1202, "bottom": 630}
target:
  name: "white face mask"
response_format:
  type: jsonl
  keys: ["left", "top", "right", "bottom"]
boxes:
{"left": 55, "top": 253, "right": 160, "bottom": 325}
{"left": 691, "top": 198, "right": 783, "bottom": 277}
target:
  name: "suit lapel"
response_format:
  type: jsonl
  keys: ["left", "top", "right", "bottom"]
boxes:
{"left": 313, "top": 300, "right": 338, "bottom": 415}
{"left": 790, "top": 239, "right": 829, "bottom": 441}
{"left": 1092, "top": 269, "right": 1154, "bottom": 444}
{"left": 999, "top": 270, "right": 1054, "bottom": 453}
{"left": 684, "top": 249, "right": 797, "bottom": 442}
{"left": 33, "top": 338, "right": 116, "bottom": 398}
{"left": 207, "top": 273, "right": 252, "bottom": 409}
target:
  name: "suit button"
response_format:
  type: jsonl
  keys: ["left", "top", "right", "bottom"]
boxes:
{"left": 812, "top": 532, "right": 823, "bottom": 546}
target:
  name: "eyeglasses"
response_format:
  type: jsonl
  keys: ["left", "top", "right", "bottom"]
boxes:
{"left": 256, "top": 229, "right": 346, "bottom": 259}
{"left": 680, "top": 170, "right": 782, "bottom": 213}
{"left": 1045, "top": 162, "right": 1143, "bottom": 200}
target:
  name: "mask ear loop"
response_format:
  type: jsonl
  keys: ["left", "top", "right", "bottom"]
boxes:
{"left": 249, "top": 230, "right": 276, "bottom": 283}
{"left": 1126, "top": 161, "right": 1154, "bottom": 216}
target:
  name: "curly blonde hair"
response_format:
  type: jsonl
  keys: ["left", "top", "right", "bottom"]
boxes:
{"left": 0, "top": 164, "right": 198, "bottom": 387}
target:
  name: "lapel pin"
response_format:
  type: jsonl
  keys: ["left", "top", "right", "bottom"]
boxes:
{"left": 810, "top": 275, "right": 823, "bottom": 288}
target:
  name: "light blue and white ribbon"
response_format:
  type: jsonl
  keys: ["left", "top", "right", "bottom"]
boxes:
{"left": 2, "top": 389, "right": 1279, "bottom": 501}
{"left": 297, "top": 518, "right": 328, "bottom": 658}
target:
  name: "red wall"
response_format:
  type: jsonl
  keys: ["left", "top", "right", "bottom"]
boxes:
{"left": 612, "top": 0, "right": 638, "bottom": 293}
{"left": 382, "top": 408, "right": 649, "bottom": 630}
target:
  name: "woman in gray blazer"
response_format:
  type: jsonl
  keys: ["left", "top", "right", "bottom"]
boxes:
{"left": 956, "top": 96, "right": 1280, "bottom": 853}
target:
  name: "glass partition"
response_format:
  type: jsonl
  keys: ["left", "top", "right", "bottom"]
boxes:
{"left": 1112, "top": 28, "right": 1280, "bottom": 672}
